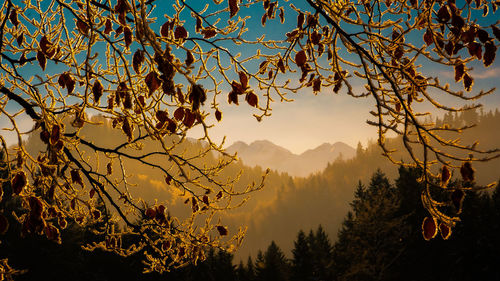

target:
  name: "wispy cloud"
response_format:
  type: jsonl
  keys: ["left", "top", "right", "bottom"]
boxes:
{"left": 440, "top": 67, "right": 500, "bottom": 80}
{"left": 471, "top": 67, "right": 500, "bottom": 79}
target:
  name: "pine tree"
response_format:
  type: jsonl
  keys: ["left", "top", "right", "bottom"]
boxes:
{"left": 291, "top": 230, "right": 313, "bottom": 281}
{"left": 257, "top": 241, "right": 290, "bottom": 281}
{"left": 236, "top": 260, "right": 247, "bottom": 281}
{"left": 332, "top": 170, "right": 405, "bottom": 281}
{"left": 309, "top": 225, "right": 333, "bottom": 281}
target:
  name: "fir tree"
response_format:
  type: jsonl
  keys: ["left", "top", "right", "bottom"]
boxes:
{"left": 257, "top": 241, "right": 290, "bottom": 281}
{"left": 291, "top": 230, "right": 313, "bottom": 281}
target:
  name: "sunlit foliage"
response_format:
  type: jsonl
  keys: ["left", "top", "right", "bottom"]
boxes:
{"left": 0, "top": 0, "right": 499, "bottom": 274}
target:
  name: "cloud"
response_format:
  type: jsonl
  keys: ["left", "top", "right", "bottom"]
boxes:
{"left": 471, "top": 67, "right": 500, "bottom": 79}
{"left": 440, "top": 67, "right": 500, "bottom": 80}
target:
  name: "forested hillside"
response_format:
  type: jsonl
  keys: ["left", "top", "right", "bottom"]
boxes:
{"left": 2, "top": 160, "right": 498, "bottom": 280}
{"left": 228, "top": 108, "right": 500, "bottom": 259}
{"left": 4, "top": 108, "right": 499, "bottom": 275}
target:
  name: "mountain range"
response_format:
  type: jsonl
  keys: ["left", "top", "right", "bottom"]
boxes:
{"left": 226, "top": 140, "right": 356, "bottom": 177}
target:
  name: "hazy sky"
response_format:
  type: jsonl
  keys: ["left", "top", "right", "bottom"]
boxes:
{"left": 191, "top": 64, "right": 500, "bottom": 154}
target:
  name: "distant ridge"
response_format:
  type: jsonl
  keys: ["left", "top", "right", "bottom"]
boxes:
{"left": 226, "top": 140, "right": 355, "bottom": 177}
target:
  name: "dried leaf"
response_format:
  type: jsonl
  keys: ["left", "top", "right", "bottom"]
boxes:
{"left": 44, "top": 224, "right": 61, "bottom": 243}
{"left": 313, "top": 78, "right": 321, "bottom": 93}
{"left": 58, "top": 73, "right": 68, "bottom": 88}
{"left": 19, "top": 53, "right": 27, "bottom": 66}
{"left": 9, "top": 9, "right": 19, "bottom": 27}
{"left": 295, "top": 50, "right": 307, "bottom": 67}
{"left": 145, "top": 72, "right": 162, "bottom": 96}
{"left": 161, "top": 21, "right": 170, "bottom": 37}
{"left": 201, "top": 28, "right": 217, "bottom": 39}
{"left": 483, "top": 4, "right": 489, "bottom": 16}
{"left": 107, "top": 162, "right": 113, "bottom": 175}
{"left": 245, "top": 92, "right": 258, "bottom": 107}
{"left": 58, "top": 73, "right": 75, "bottom": 94}
{"left": 437, "top": 6, "right": 451, "bottom": 23}
{"left": 422, "top": 217, "right": 437, "bottom": 241}
{"left": 216, "top": 225, "right": 228, "bottom": 236}
{"left": 92, "top": 80, "right": 104, "bottom": 103}
{"left": 493, "top": 26, "right": 500, "bottom": 42}
{"left": 50, "top": 124, "right": 61, "bottom": 145}
{"left": 445, "top": 42, "right": 454, "bottom": 56}
{"left": 267, "top": 2, "right": 276, "bottom": 18}
{"left": 183, "top": 109, "right": 196, "bottom": 128}
{"left": 92, "top": 209, "right": 101, "bottom": 220}
{"left": 311, "top": 31, "right": 322, "bottom": 45}
{"left": 104, "top": 18, "right": 113, "bottom": 35}
{"left": 394, "top": 46, "right": 404, "bottom": 60}
{"left": 76, "top": 19, "right": 89, "bottom": 35}
{"left": 484, "top": 41, "right": 496, "bottom": 67}
{"left": 277, "top": 58, "right": 286, "bottom": 73}
{"left": 165, "top": 175, "right": 172, "bottom": 185}
{"left": 229, "top": 0, "right": 239, "bottom": 18}
{"left": 177, "top": 88, "right": 185, "bottom": 104}
{"left": 12, "top": 171, "right": 27, "bottom": 194}
{"left": 185, "top": 50, "right": 195, "bottom": 66}
{"left": 454, "top": 63, "right": 465, "bottom": 82}
{"left": 461, "top": 27, "right": 476, "bottom": 44}
{"left": 439, "top": 223, "right": 452, "bottom": 240}
{"left": 17, "top": 33, "right": 23, "bottom": 46}
{"left": 279, "top": 7, "right": 285, "bottom": 23}
{"left": 261, "top": 13, "right": 267, "bottom": 26}
{"left": 215, "top": 109, "right": 222, "bottom": 121}
{"left": 188, "top": 84, "right": 207, "bottom": 111}
{"left": 40, "top": 36, "right": 55, "bottom": 58}
{"left": 132, "top": 49, "right": 144, "bottom": 74}
{"left": 196, "top": 17, "right": 202, "bottom": 33}
{"left": 333, "top": 81, "right": 342, "bottom": 93}
{"left": 156, "top": 110, "right": 169, "bottom": 123}
{"left": 463, "top": 73, "right": 473, "bottom": 91}
{"left": 90, "top": 188, "right": 96, "bottom": 198}
{"left": 467, "top": 42, "right": 482, "bottom": 60}
{"left": 451, "top": 15, "right": 465, "bottom": 31}
{"left": 297, "top": 12, "right": 304, "bottom": 29}
{"left": 460, "top": 161, "right": 474, "bottom": 182}
{"left": 239, "top": 71, "right": 248, "bottom": 89}
{"left": 174, "top": 107, "right": 185, "bottom": 121}
{"left": 124, "top": 26, "right": 132, "bottom": 48}
{"left": 174, "top": 26, "right": 188, "bottom": 40}
{"left": 123, "top": 91, "right": 133, "bottom": 109}
{"left": 145, "top": 208, "right": 156, "bottom": 219}
{"left": 441, "top": 165, "right": 451, "bottom": 187}
{"left": 70, "top": 169, "right": 83, "bottom": 186}
{"left": 37, "top": 51, "right": 46, "bottom": 71}
{"left": 477, "top": 29, "right": 490, "bottom": 43}
{"left": 191, "top": 197, "right": 199, "bottom": 212}
{"left": 228, "top": 91, "right": 238, "bottom": 105}
{"left": 122, "top": 117, "right": 134, "bottom": 141}
{"left": 259, "top": 60, "right": 269, "bottom": 74}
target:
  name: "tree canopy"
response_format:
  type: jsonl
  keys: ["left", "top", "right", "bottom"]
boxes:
{"left": 0, "top": 0, "right": 499, "bottom": 276}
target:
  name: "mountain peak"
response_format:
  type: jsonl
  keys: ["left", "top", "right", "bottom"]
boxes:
{"left": 227, "top": 140, "right": 355, "bottom": 177}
